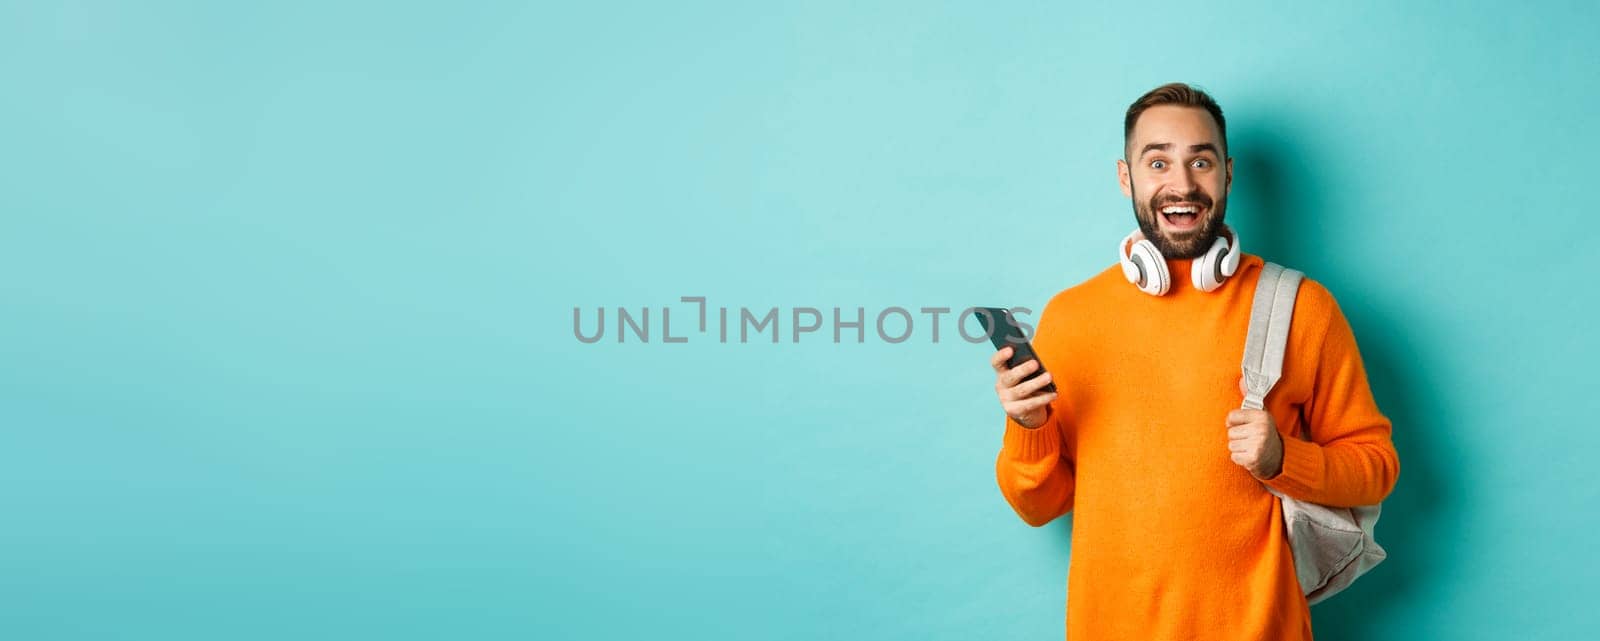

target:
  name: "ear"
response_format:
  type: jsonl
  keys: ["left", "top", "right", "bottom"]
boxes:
{"left": 1117, "top": 158, "right": 1132, "bottom": 198}
{"left": 1225, "top": 156, "right": 1233, "bottom": 196}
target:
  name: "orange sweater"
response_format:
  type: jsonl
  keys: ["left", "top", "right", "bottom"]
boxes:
{"left": 996, "top": 253, "right": 1399, "bottom": 640}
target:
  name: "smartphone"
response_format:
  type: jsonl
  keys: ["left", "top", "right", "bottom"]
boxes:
{"left": 973, "top": 306, "right": 1057, "bottom": 394}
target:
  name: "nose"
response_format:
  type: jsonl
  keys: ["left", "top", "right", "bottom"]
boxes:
{"left": 1172, "top": 163, "right": 1197, "bottom": 193}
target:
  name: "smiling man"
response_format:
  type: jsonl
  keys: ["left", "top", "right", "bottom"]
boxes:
{"left": 988, "top": 83, "right": 1400, "bottom": 639}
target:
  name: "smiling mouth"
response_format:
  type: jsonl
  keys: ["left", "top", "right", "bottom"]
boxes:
{"left": 1159, "top": 203, "right": 1206, "bottom": 231}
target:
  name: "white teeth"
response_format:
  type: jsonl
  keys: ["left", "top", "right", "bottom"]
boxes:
{"left": 1161, "top": 205, "right": 1199, "bottom": 214}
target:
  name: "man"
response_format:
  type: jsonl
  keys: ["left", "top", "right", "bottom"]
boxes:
{"left": 990, "top": 83, "right": 1400, "bottom": 640}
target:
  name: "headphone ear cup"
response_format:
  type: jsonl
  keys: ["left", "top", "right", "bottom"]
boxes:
{"left": 1221, "top": 230, "right": 1242, "bottom": 277}
{"left": 1131, "top": 240, "right": 1169, "bottom": 296}
{"left": 1119, "top": 232, "right": 1142, "bottom": 284}
{"left": 1120, "top": 252, "right": 1142, "bottom": 285}
{"left": 1192, "top": 235, "right": 1230, "bottom": 292}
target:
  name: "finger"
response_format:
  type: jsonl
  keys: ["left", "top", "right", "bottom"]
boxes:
{"left": 990, "top": 346, "right": 1013, "bottom": 371}
{"left": 1000, "top": 382, "right": 1027, "bottom": 403}
{"left": 1228, "top": 408, "right": 1267, "bottom": 424}
{"left": 1228, "top": 425, "right": 1257, "bottom": 440}
{"left": 1010, "top": 371, "right": 1054, "bottom": 398}
{"left": 1233, "top": 409, "right": 1269, "bottom": 425}
{"left": 996, "top": 374, "right": 1028, "bottom": 402}
{"left": 1008, "top": 395, "right": 1056, "bottom": 417}
{"left": 1008, "top": 392, "right": 1057, "bottom": 414}
{"left": 999, "top": 359, "right": 1039, "bottom": 387}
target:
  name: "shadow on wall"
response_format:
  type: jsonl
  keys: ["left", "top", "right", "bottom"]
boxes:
{"left": 1230, "top": 114, "right": 1461, "bottom": 641}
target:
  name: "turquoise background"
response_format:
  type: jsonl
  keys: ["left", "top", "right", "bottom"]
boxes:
{"left": 3, "top": 1, "right": 1596, "bottom": 639}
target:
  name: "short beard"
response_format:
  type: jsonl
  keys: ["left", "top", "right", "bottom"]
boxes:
{"left": 1131, "top": 188, "right": 1228, "bottom": 260}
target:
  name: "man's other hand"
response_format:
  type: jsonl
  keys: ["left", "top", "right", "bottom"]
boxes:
{"left": 991, "top": 346, "right": 1057, "bottom": 429}
{"left": 1226, "top": 408, "right": 1284, "bottom": 480}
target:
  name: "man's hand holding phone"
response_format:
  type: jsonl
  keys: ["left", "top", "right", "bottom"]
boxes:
{"left": 991, "top": 345, "right": 1057, "bottom": 429}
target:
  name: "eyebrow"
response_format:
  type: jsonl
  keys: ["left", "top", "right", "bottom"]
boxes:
{"left": 1139, "top": 142, "right": 1222, "bottom": 158}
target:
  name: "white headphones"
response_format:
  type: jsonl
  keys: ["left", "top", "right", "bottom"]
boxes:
{"left": 1118, "top": 224, "right": 1243, "bottom": 296}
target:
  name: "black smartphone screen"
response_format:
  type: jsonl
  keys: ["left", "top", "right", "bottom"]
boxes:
{"left": 973, "top": 306, "right": 1057, "bottom": 394}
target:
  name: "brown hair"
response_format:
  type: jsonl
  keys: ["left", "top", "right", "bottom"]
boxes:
{"left": 1123, "top": 83, "right": 1227, "bottom": 159}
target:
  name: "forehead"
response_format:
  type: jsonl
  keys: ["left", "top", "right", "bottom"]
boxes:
{"left": 1128, "top": 105, "right": 1223, "bottom": 150}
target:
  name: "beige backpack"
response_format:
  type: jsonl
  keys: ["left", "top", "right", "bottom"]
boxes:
{"left": 1243, "top": 262, "right": 1387, "bottom": 605}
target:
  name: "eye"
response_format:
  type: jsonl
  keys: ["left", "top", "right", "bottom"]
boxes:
{"left": 1150, "top": 160, "right": 1166, "bottom": 169}
{"left": 1192, "top": 159, "right": 1210, "bottom": 169}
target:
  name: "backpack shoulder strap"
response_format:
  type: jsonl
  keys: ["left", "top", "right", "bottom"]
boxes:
{"left": 1241, "top": 261, "right": 1305, "bottom": 410}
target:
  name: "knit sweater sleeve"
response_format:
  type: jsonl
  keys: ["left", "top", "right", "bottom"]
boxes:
{"left": 995, "top": 405, "right": 1076, "bottom": 527}
{"left": 1262, "top": 294, "right": 1400, "bottom": 507}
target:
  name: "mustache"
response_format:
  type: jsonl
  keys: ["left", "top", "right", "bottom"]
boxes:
{"left": 1150, "top": 190, "right": 1213, "bottom": 209}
